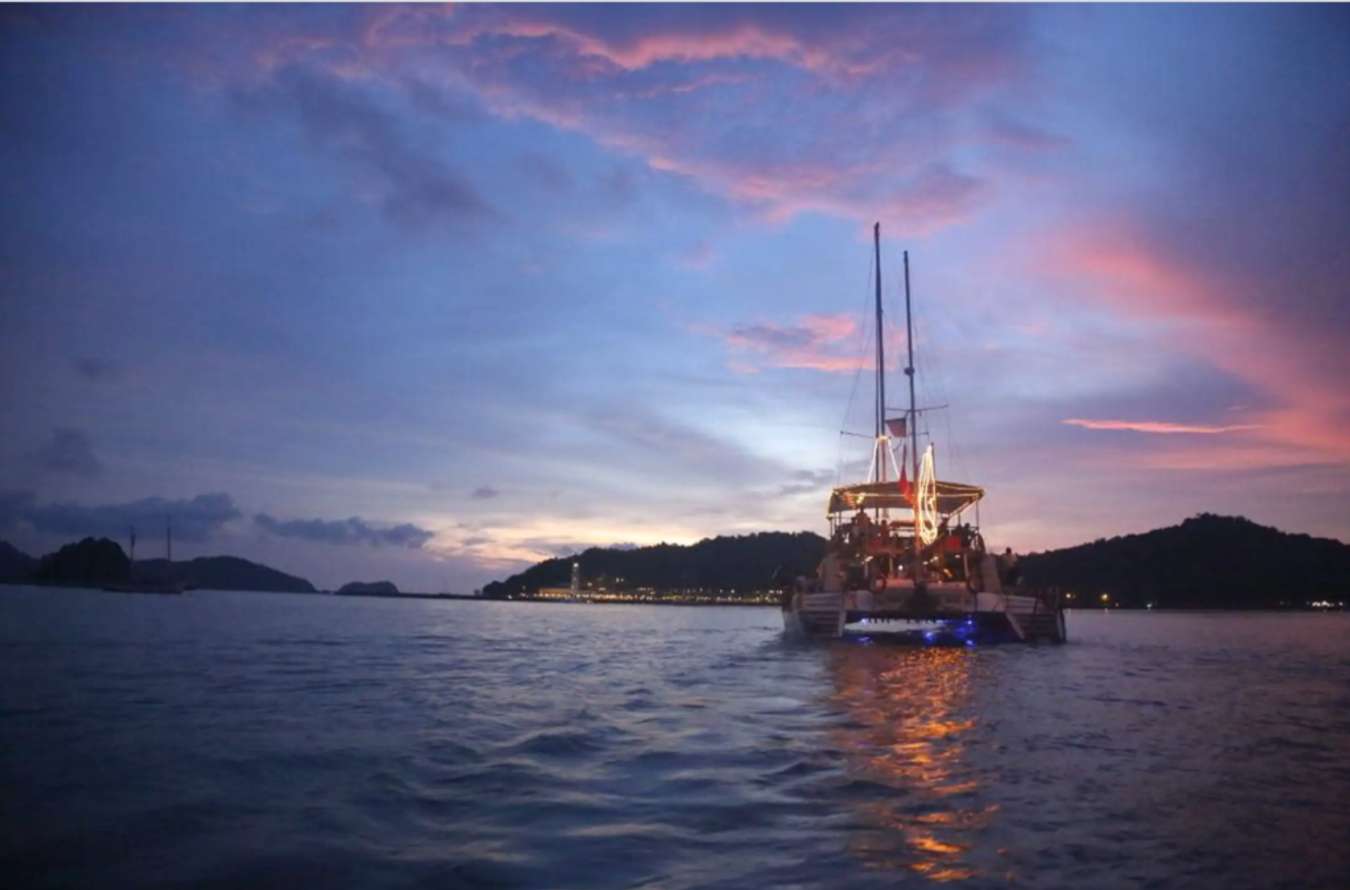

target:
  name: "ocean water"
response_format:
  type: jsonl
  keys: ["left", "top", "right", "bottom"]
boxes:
{"left": 1, "top": 587, "right": 1348, "bottom": 889}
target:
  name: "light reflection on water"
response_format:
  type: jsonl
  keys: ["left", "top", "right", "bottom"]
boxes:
{"left": 2, "top": 590, "right": 1348, "bottom": 889}
{"left": 827, "top": 645, "right": 989, "bottom": 882}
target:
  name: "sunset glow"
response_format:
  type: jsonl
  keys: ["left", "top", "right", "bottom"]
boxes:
{"left": 1, "top": 4, "right": 1347, "bottom": 591}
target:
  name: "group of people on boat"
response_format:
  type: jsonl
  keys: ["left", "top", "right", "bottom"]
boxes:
{"left": 827, "top": 509, "right": 1024, "bottom": 590}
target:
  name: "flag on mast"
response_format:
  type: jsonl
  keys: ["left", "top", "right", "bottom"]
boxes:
{"left": 885, "top": 417, "right": 907, "bottom": 438}
{"left": 898, "top": 442, "right": 913, "bottom": 503}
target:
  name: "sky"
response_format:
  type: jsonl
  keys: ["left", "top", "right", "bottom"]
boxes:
{"left": 1, "top": 3, "right": 1347, "bottom": 593}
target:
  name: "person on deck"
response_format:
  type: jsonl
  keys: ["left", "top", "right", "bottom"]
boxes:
{"left": 1001, "top": 547, "right": 1021, "bottom": 586}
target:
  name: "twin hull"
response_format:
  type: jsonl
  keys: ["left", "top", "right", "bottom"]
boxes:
{"left": 783, "top": 584, "right": 1066, "bottom": 643}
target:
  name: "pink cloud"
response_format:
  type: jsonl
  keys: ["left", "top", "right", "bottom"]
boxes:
{"left": 1062, "top": 418, "right": 1261, "bottom": 435}
{"left": 1035, "top": 224, "right": 1350, "bottom": 466}
{"left": 239, "top": 5, "right": 1031, "bottom": 230}
{"left": 712, "top": 313, "right": 866, "bottom": 373}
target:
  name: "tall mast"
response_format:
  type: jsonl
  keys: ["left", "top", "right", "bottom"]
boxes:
{"left": 903, "top": 250, "right": 921, "bottom": 577}
{"left": 873, "top": 222, "right": 886, "bottom": 481}
{"left": 903, "top": 251, "right": 919, "bottom": 482}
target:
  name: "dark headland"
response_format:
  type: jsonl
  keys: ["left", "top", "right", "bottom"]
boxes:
{"left": 483, "top": 515, "right": 1350, "bottom": 609}
{"left": 0, "top": 537, "right": 316, "bottom": 593}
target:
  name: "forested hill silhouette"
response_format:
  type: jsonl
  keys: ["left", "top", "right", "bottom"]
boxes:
{"left": 1020, "top": 514, "right": 1350, "bottom": 608}
{"left": 136, "top": 556, "right": 316, "bottom": 594}
{"left": 0, "top": 539, "right": 316, "bottom": 594}
{"left": 485, "top": 515, "right": 1348, "bottom": 607}
{"left": 482, "top": 532, "right": 828, "bottom": 599}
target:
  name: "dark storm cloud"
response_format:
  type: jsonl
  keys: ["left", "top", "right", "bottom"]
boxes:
{"left": 234, "top": 65, "right": 495, "bottom": 230}
{"left": 0, "top": 492, "right": 241, "bottom": 541}
{"left": 29, "top": 428, "right": 103, "bottom": 478}
{"left": 0, "top": 491, "right": 37, "bottom": 526}
{"left": 254, "top": 513, "right": 434, "bottom": 549}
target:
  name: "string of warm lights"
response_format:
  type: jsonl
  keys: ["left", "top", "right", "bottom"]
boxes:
{"left": 917, "top": 444, "right": 939, "bottom": 545}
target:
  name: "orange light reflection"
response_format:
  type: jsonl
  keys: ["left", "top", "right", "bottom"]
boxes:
{"left": 827, "top": 645, "right": 997, "bottom": 882}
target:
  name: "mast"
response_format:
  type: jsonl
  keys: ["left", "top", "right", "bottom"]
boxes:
{"left": 873, "top": 222, "right": 886, "bottom": 482}
{"left": 903, "top": 250, "right": 921, "bottom": 580}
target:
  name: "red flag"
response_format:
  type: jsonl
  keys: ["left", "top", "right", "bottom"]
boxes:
{"left": 898, "top": 463, "right": 912, "bottom": 504}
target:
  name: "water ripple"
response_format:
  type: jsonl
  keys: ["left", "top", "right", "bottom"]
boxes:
{"left": 1, "top": 589, "right": 1347, "bottom": 889}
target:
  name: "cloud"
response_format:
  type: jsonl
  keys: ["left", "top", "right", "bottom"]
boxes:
{"left": 1062, "top": 419, "right": 1262, "bottom": 435}
{"left": 237, "top": 4, "right": 1035, "bottom": 228}
{"left": 776, "top": 468, "right": 836, "bottom": 496}
{"left": 1, "top": 492, "right": 241, "bottom": 541}
{"left": 254, "top": 512, "right": 434, "bottom": 549}
{"left": 233, "top": 64, "right": 494, "bottom": 230}
{"left": 29, "top": 428, "right": 103, "bottom": 478}
{"left": 1037, "top": 223, "right": 1350, "bottom": 465}
{"left": 710, "top": 313, "right": 863, "bottom": 373}
{"left": 587, "top": 407, "right": 785, "bottom": 486}
{"left": 471, "top": 486, "right": 500, "bottom": 500}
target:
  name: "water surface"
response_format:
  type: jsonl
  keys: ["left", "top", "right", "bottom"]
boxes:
{"left": 2, "top": 587, "right": 1347, "bottom": 888}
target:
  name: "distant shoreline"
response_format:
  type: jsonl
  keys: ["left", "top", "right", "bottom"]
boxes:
{"left": 331, "top": 590, "right": 480, "bottom": 601}
{"left": 1, "top": 582, "right": 1343, "bottom": 612}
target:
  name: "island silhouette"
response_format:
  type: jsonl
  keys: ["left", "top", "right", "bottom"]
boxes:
{"left": 3, "top": 514, "right": 1344, "bottom": 608}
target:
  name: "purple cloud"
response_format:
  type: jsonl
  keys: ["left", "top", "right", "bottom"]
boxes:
{"left": 254, "top": 512, "right": 434, "bottom": 549}
{"left": 29, "top": 428, "right": 103, "bottom": 478}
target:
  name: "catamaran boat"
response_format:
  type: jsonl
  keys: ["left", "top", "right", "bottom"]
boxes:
{"left": 783, "top": 224, "right": 1065, "bottom": 643}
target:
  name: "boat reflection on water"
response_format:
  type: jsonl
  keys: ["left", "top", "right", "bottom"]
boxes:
{"left": 825, "top": 641, "right": 1000, "bottom": 883}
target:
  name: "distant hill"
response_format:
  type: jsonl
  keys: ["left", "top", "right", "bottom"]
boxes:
{"left": 337, "top": 580, "right": 399, "bottom": 596}
{"left": 485, "top": 516, "right": 1349, "bottom": 608}
{"left": 0, "top": 540, "right": 35, "bottom": 583}
{"left": 33, "top": 537, "right": 130, "bottom": 587}
{"left": 1021, "top": 514, "right": 1350, "bottom": 608}
{"left": 483, "top": 531, "right": 828, "bottom": 599}
{"left": 0, "top": 538, "right": 316, "bottom": 594}
{"left": 136, "top": 556, "right": 316, "bottom": 594}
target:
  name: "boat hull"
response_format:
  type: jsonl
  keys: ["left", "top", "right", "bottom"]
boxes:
{"left": 783, "top": 584, "right": 1065, "bottom": 643}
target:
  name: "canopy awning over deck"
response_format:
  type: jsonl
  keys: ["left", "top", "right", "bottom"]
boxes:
{"left": 826, "top": 480, "right": 984, "bottom": 517}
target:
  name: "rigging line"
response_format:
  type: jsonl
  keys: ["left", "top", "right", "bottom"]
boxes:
{"left": 920, "top": 303, "right": 971, "bottom": 486}
{"left": 910, "top": 293, "right": 963, "bottom": 483}
{"left": 836, "top": 244, "right": 877, "bottom": 486}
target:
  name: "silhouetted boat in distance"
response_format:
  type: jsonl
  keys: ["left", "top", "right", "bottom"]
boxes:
{"left": 103, "top": 519, "right": 185, "bottom": 595}
{"left": 782, "top": 224, "right": 1065, "bottom": 643}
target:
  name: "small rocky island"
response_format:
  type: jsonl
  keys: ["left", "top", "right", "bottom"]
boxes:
{"left": 336, "top": 580, "right": 400, "bottom": 596}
